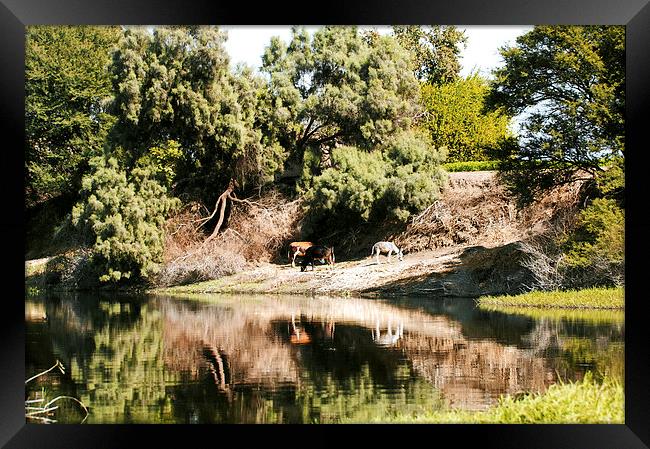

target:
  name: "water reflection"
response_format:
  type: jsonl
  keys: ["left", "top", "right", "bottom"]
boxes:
{"left": 25, "top": 293, "right": 624, "bottom": 423}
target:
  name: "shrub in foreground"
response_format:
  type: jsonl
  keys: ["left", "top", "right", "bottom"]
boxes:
{"left": 303, "top": 131, "right": 446, "bottom": 232}
{"left": 344, "top": 372, "right": 623, "bottom": 424}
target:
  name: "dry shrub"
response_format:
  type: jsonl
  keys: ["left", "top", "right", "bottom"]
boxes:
{"left": 520, "top": 201, "right": 624, "bottom": 290}
{"left": 155, "top": 191, "right": 304, "bottom": 286}
{"left": 518, "top": 237, "right": 566, "bottom": 291}
{"left": 394, "top": 172, "right": 584, "bottom": 254}
{"left": 161, "top": 202, "right": 207, "bottom": 262}
{"left": 226, "top": 190, "right": 304, "bottom": 262}
{"left": 156, "top": 241, "right": 247, "bottom": 286}
{"left": 517, "top": 200, "right": 600, "bottom": 291}
{"left": 156, "top": 202, "right": 245, "bottom": 286}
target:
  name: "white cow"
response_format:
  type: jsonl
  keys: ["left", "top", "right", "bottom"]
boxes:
{"left": 371, "top": 241, "right": 403, "bottom": 263}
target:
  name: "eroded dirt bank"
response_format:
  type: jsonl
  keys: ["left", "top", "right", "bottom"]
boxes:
{"left": 158, "top": 171, "right": 582, "bottom": 298}
{"left": 157, "top": 240, "right": 532, "bottom": 298}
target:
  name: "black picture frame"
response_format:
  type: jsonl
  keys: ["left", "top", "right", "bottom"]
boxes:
{"left": 2, "top": 0, "right": 648, "bottom": 447}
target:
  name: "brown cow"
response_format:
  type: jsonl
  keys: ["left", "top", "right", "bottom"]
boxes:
{"left": 288, "top": 241, "right": 314, "bottom": 267}
{"left": 300, "top": 245, "right": 335, "bottom": 272}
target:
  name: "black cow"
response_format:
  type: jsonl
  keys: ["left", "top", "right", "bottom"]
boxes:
{"left": 300, "top": 245, "right": 335, "bottom": 272}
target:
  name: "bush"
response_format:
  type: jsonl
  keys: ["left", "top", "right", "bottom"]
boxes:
{"left": 519, "top": 194, "right": 624, "bottom": 290}
{"left": 561, "top": 198, "right": 624, "bottom": 286}
{"left": 155, "top": 243, "right": 246, "bottom": 286}
{"left": 71, "top": 156, "right": 180, "bottom": 285}
{"left": 302, "top": 131, "right": 446, "bottom": 232}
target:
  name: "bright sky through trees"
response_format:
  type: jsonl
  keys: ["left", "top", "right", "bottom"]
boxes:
{"left": 221, "top": 26, "right": 534, "bottom": 78}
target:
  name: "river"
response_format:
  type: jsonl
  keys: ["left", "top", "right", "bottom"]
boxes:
{"left": 25, "top": 292, "right": 624, "bottom": 424}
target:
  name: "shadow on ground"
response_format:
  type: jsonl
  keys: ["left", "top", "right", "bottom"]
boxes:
{"left": 361, "top": 242, "right": 535, "bottom": 298}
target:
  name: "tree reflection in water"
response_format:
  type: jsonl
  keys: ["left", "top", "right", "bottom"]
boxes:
{"left": 25, "top": 293, "right": 624, "bottom": 423}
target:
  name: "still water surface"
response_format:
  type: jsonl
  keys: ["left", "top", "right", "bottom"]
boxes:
{"left": 25, "top": 292, "right": 624, "bottom": 423}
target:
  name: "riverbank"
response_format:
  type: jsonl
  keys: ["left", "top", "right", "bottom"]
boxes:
{"left": 25, "top": 171, "right": 590, "bottom": 299}
{"left": 153, "top": 240, "right": 538, "bottom": 298}
{"left": 478, "top": 287, "right": 624, "bottom": 309}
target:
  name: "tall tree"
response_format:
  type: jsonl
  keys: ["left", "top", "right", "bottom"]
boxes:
{"left": 25, "top": 25, "right": 121, "bottom": 207}
{"left": 109, "top": 26, "right": 285, "bottom": 200}
{"left": 487, "top": 25, "right": 625, "bottom": 204}
{"left": 421, "top": 74, "right": 512, "bottom": 162}
{"left": 262, "top": 27, "right": 446, "bottom": 231}
{"left": 392, "top": 25, "right": 467, "bottom": 85}
{"left": 261, "top": 26, "right": 422, "bottom": 176}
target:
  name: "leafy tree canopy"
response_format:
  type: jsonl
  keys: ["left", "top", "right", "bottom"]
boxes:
{"left": 109, "top": 26, "right": 285, "bottom": 200}
{"left": 421, "top": 74, "right": 511, "bottom": 162}
{"left": 26, "top": 25, "right": 121, "bottom": 207}
{"left": 261, "top": 26, "right": 423, "bottom": 175}
{"left": 392, "top": 25, "right": 468, "bottom": 85}
{"left": 260, "top": 27, "right": 447, "bottom": 233}
{"left": 487, "top": 25, "right": 624, "bottom": 204}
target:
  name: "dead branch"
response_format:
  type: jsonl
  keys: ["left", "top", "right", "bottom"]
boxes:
{"left": 203, "top": 179, "right": 237, "bottom": 243}
{"left": 227, "top": 194, "right": 264, "bottom": 208}
{"left": 25, "top": 360, "right": 90, "bottom": 424}
{"left": 196, "top": 180, "right": 236, "bottom": 232}
{"left": 25, "top": 360, "right": 65, "bottom": 384}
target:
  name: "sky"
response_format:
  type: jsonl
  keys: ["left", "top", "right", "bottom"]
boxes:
{"left": 220, "top": 25, "right": 534, "bottom": 78}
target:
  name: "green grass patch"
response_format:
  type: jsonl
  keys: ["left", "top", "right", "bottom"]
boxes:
{"left": 479, "top": 305, "right": 624, "bottom": 324}
{"left": 344, "top": 372, "right": 623, "bottom": 424}
{"left": 442, "top": 160, "right": 500, "bottom": 172}
{"left": 477, "top": 287, "right": 624, "bottom": 309}
{"left": 153, "top": 277, "right": 231, "bottom": 294}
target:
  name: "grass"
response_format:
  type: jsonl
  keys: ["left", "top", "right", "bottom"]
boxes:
{"left": 343, "top": 372, "right": 623, "bottom": 424}
{"left": 477, "top": 287, "right": 624, "bottom": 310}
{"left": 442, "top": 160, "right": 500, "bottom": 172}
{"left": 479, "top": 305, "right": 624, "bottom": 324}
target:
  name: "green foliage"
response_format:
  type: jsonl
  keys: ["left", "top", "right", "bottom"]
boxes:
{"left": 348, "top": 372, "right": 623, "bottom": 424}
{"left": 488, "top": 25, "right": 625, "bottom": 204}
{"left": 110, "top": 26, "right": 285, "bottom": 198}
{"left": 421, "top": 75, "right": 512, "bottom": 162}
{"left": 442, "top": 160, "right": 500, "bottom": 172}
{"left": 135, "top": 140, "right": 183, "bottom": 189}
{"left": 262, "top": 27, "right": 446, "bottom": 232}
{"left": 392, "top": 26, "right": 467, "bottom": 85}
{"left": 71, "top": 157, "right": 180, "bottom": 284}
{"left": 261, "top": 27, "right": 422, "bottom": 169}
{"left": 302, "top": 131, "right": 446, "bottom": 230}
{"left": 562, "top": 198, "right": 624, "bottom": 280}
{"left": 595, "top": 156, "right": 624, "bottom": 199}
{"left": 25, "top": 25, "right": 121, "bottom": 206}
{"left": 478, "top": 286, "right": 624, "bottom": 309}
